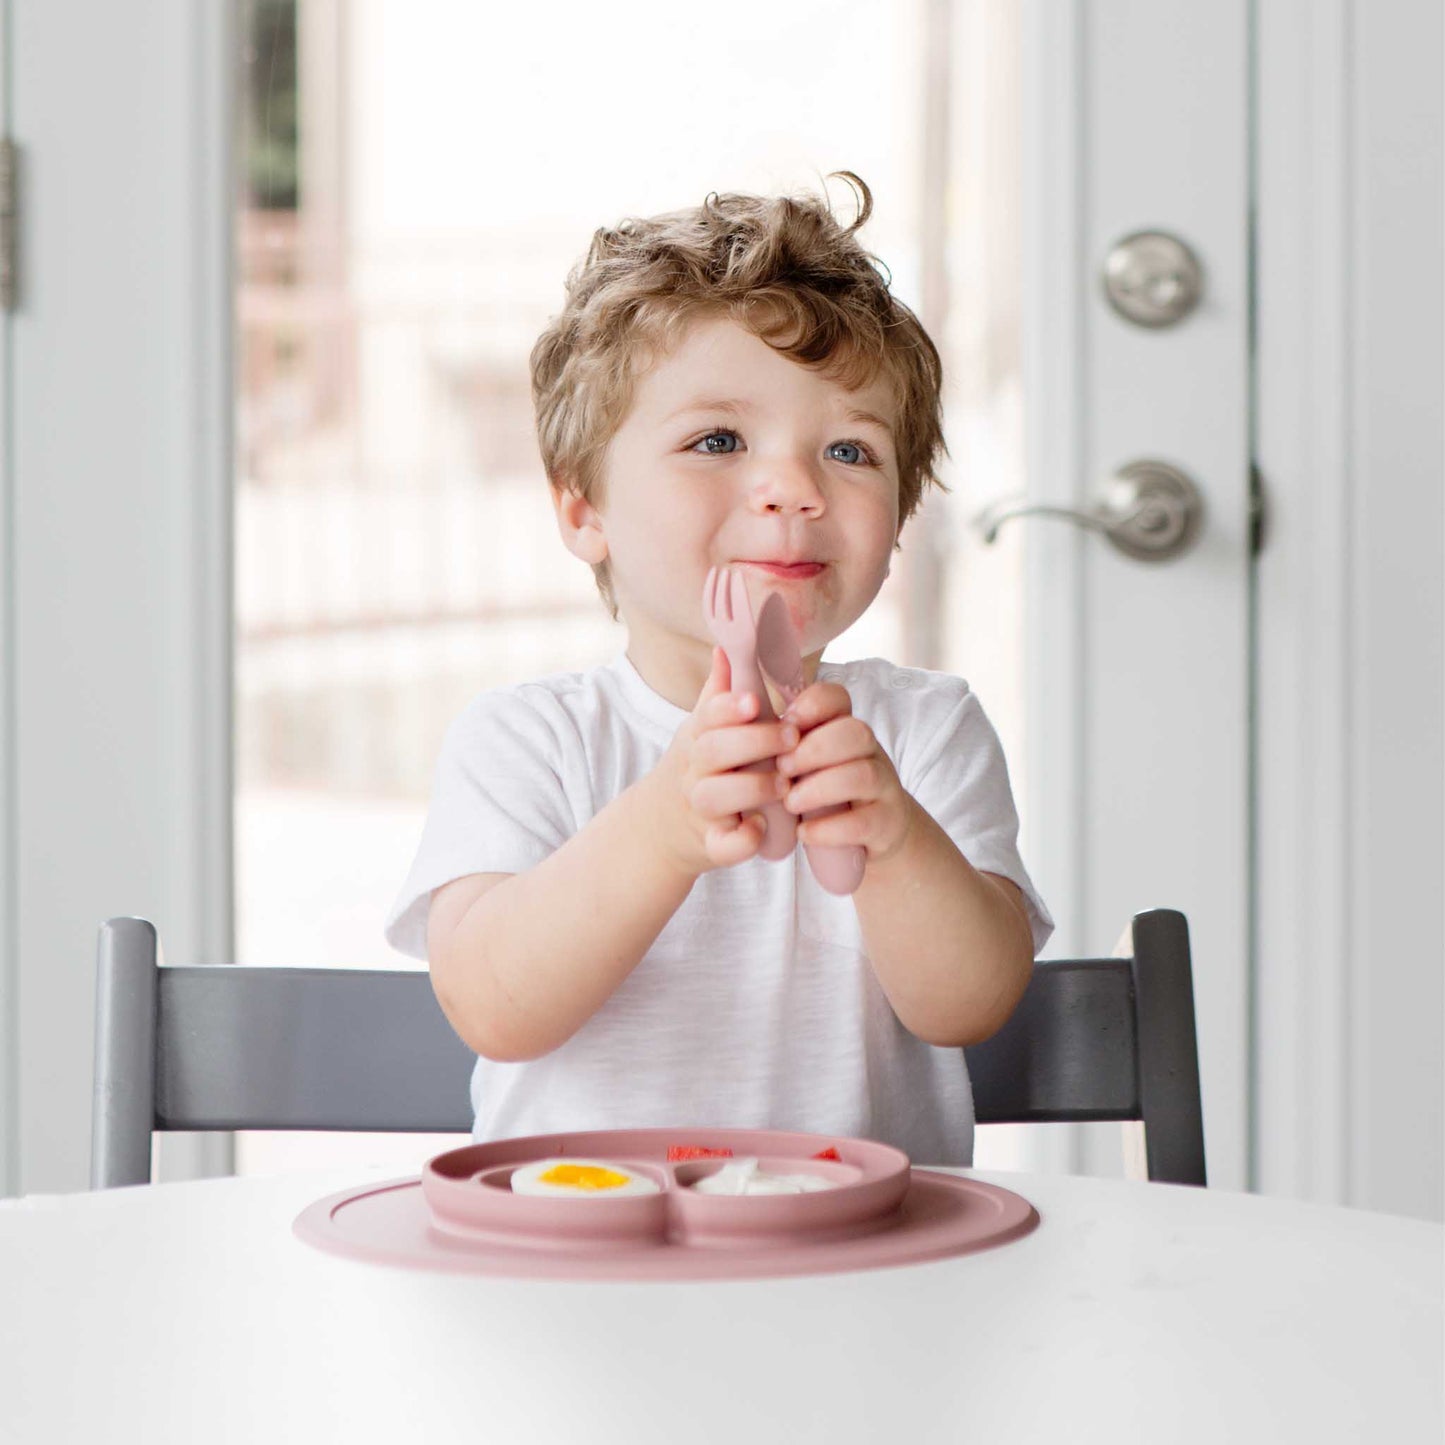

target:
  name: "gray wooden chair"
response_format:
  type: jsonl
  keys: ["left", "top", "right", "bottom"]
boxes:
{"left": 90, "top": 906, "right": 1205, "bottom": 1189}
{"left": 966, "top": 907, "right": 1206, "bottom": 1185}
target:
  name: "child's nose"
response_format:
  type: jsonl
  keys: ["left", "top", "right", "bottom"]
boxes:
{"left": 748, "top": 458, "right": 826, "bottom": 516}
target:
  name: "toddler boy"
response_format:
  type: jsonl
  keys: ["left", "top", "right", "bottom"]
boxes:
{"left": 385, "top": 175, "right": 1053, "bottom": 1164}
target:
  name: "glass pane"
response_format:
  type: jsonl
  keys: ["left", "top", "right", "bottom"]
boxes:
{"left": 233, "top": 0, "right": 1029, "bottom": 1176}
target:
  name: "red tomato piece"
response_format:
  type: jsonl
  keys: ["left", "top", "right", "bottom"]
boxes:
{"left": 666, "top": 1145, "right": 735, "bottom": 1162}
{"left": 811, "top": 1147, "right": 842, "bottom": 1161}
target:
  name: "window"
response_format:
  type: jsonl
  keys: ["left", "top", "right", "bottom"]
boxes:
{"left": 233, "top": 0, "right": 1030, "bottom": 1175}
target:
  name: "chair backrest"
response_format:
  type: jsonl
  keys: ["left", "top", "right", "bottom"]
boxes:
{"left": 964, "top": 908, "right": 1206, "bottom": 1185}
{"left": 90, "top": 919, "right": 475, "bottom": 1190}
{"left": 90, "top": 907, "right": 1205, "bottom": 1189}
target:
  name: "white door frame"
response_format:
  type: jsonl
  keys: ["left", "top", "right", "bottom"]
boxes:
{"left": 0, "top": 0, "right": 15, "bottom": 1198}
{"left": 1254, "top": 0, "right": 1443, "bottom": 1220}
{"left": 1, "top": 2, "right": 234, "bottom": 1194}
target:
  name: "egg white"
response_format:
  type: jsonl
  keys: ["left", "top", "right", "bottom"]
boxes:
{"left": 689, "top": 1157, "right": 836, "bottom": 1195}
{"left": 509, "top": 1157, "right": 661, "bottom": 1198}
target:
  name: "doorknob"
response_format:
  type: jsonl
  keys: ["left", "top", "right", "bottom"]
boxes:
{"left": 973, "top": 460, "right": 1205, "bottom": 562}
{"left": 1102, "top": 230, "right": 1204, "bottom": 328}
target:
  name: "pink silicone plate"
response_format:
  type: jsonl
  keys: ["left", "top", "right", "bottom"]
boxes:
{"left": 293, "top": 1128, "right": 1040, "bottom": 1282}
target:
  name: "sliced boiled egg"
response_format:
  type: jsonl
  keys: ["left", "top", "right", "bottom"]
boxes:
{"left": 509, "top": 1157, "right": 661, "bottom": 1198}
{"left": 688, "top": 1157, "right": 835, "bottom": 1195}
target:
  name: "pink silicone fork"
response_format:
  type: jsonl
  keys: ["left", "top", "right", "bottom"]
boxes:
{"left": 701, "top": 566, "right": 797, "bottom": 861}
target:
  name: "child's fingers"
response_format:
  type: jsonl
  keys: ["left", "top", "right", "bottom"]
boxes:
{"left": 775, "top": 715, "right": 874, "bottom": 777}
{"left": 703, "top": 689, "right": 760, "bottom": 731}
{"left": 691, "top": 767, "right": 789, "bottom": 822}
{"left": 690, "top": 649, "right": 767, "bottom": 734}
{"left": 778, "top": 680, "right": 852, "bottom": 730}
{"left": 693, "top": 647, "right": 733, "bottom": 712}
{"left": 780, "top": 757, "right": 880, "bottom": 813}
{"left": 703, "top": 812, "right": 767, "bottom": 867}
{"left": 694, "top": 719, "right": 798, "bottom": 775}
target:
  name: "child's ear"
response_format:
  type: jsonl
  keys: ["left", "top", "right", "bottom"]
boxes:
{"left": 550, "top": 481, "right": 608, "bottom": 565}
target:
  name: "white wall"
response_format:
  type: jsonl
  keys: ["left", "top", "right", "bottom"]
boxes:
{"left": 1255, "top": 0, "right": 1444, "bottom": 1221}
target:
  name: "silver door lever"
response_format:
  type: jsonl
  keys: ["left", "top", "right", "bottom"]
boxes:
{"left": 973, "top": 459, "right": 1204, "bottom": 563}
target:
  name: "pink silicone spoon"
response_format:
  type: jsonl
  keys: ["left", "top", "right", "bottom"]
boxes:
{"left": 755, "top": 592, "right": 868, "bottom": 896}
{"left": 701, "top": 567, "right": 797, "bottom": 861}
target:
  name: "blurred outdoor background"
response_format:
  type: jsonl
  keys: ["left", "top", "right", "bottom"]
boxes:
{"left": 233, "top": 0, "right": 1032, "bottom": 1174}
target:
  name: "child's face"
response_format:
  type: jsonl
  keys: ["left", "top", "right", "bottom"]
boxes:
{"left": 554, "top": 315, "right": 901, "bottom": 702}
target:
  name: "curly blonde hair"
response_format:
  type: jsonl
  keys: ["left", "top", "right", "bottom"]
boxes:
{"left": 530, "top": 172, "right": 947, "bottom": 618}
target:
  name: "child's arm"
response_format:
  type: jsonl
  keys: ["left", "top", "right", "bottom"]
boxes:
{"left": 851, "top": 804, "right": 1034, "bottom": 1047}
{"left": 428, "top": 648, "right": 798, "bottom": 1062}
{"left": 777, "top": 683, "right": 1035, "bottom": 1048}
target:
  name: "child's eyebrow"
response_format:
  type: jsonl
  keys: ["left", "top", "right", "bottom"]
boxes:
{"left": 664, "top": 398, "right": 748, "bottom": 423}
{"left": 665, "top": 399, "right": 894, "bottom": 438}
{"left": 845, "top": 408, "right": 894, "bottom": 438}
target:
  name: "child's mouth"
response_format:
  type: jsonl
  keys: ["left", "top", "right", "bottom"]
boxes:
{"left": 743, "top": 561, "right": 825, "bottom": 580}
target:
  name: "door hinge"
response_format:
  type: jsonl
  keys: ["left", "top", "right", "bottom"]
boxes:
{"left": 1250, "top": 463, "right": 1268, "bottom": 556}
{"left": 0, "top": 139, "right": 17, "bottom": 312}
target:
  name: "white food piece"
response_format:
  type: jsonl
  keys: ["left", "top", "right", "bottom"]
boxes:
{"left": 688, "top": 1157, "right": 836, "bottom": 1196}
{"left": 510, "top": 1157, "right": 662, "bottom": 1197}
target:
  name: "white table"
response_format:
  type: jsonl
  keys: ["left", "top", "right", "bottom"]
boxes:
{"left": 2, "top": 1167, "right": 1439, "bottom": 1443}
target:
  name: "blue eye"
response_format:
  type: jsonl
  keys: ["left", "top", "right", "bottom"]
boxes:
{"left": 828, "top": 441, "right": 867, "bottom": 465}
{"left": 694, "top": 431, "right": 740, "bottom": 455}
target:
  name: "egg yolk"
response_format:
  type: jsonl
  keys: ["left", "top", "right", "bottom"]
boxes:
{"left": 538, "top": 1163, "right": 633, "bottom": 1191}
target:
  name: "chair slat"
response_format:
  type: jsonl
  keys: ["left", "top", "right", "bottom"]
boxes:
{"left": 156, "top": 967, "right": 474, "bottom": 1134}
{"left": 966, "top": 960, "right": 1139, "bottom": 1123}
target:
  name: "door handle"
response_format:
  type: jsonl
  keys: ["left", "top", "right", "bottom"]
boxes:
{"left": 973, "top": 459, "right": 1204, "bottom": 563}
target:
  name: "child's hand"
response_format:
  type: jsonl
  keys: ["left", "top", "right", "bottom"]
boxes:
{"left": 775, "top": 682, "right": 916, "bottom": 865}
{"left": 651, "top": 646, "right": 800, "bottom": 876}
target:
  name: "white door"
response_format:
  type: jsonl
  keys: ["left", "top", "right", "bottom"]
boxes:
{"left": 1018, "top": 1, "right": 1252, "bottom": 1188}
{"left": 2, "top": 0, "right": 1252, "bottom": 1194}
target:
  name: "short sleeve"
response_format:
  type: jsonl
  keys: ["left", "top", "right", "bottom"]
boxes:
{"left": 902, "top": 681, "right": 1055, "bottom": 957}
{"left": 383, "top": 688, "right": 581, "bottom": 961}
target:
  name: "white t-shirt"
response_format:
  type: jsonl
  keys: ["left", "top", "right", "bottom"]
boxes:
{"left": 385, "top": 651, "right": 1053, "bottom": 1166}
